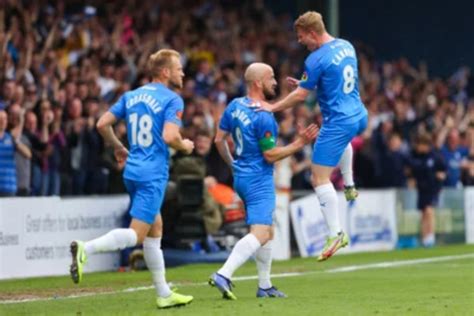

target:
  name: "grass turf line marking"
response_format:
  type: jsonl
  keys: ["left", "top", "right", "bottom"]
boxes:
{"left": 325, "top": 253, "right": 474, "bottom": 273}
{"left": 1, "top": 253, "right": 473, "bottom": 305}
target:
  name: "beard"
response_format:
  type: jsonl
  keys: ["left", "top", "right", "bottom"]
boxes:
{"left": 263, "top": 86, "right": 276, "bottom": 100}
{"left": 169, "top": 77, "right": 183, "bottom": 90}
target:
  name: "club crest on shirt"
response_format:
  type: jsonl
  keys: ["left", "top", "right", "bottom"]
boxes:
{"left": 301, "top": 72, "right": 308, "bottom": 82}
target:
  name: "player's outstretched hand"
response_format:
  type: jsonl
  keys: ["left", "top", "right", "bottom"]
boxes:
{"left": 286, "top": 76, "right": 300, "bottom": 89}
{"left": 114, "top": 145, "right": 129, "bottom": 167}
{"left": 182, "top": 139, "right": 195, "bottom": 155}
{"left": 297, "top": 123, "right": 319, "bottom": 144}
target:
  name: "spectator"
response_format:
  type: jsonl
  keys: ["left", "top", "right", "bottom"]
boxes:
{"left": 83, "top": 98, "right": 107, "bottom": 194}
{"left": 194, "top": 59, "right": 215, "bottom": 97}
{"left": 34, "top": 100, "right": 62, "bottom": 196}
{"left": 373, "top": 125, "right": 409, "bottom": 187}
{"left": 65, "top": 98, "right": 88, "bottom": 195}
{"left": 97, "top": 62, "right": 118, "bottom": 101}
{"left": 384, "top": 132, "right": 409, "bottom": 187}
{"left": 436, "top": 123, "right": 469, "bottom": 187}
{"left": 24, "top": 84, "right": 39, "bottom": 111}
{"left": 407, "top": 133, "right": 447, "bottom": 247}
{"left": 0, "top": 110, "right": 31, "bottom": 196}
{"left": 193, "top": 129, "right": 233, "bottom": 187}
{"left": 372, "top": 117, "right": 394, "bottom": 186}
{"left": 0, "top": 80, "right": 16, "bottom": 110}
{"left": 24, "top": 111, "right": 48, "bottom": 195}
{"left": 8, "top": 104, "right": 32, "bottom": 196}
{"left": 40, "top": 104, "right": 66, "bottom": 196}
{"left": 0, "top": 0, "right": 472, "bottom": 197}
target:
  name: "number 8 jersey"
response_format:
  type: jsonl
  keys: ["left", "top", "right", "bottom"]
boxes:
{"left": 109, "top": 82, "right": 183, "bottom": 181}
{"left": 299, "top": 38, "right": 366, "bottom": 125}
{"left": 219, "top": 97, "right": 278, "bottom": 177}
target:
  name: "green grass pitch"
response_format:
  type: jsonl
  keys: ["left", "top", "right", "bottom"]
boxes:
{"left": 1, "top": 244, "right": 473, "bottom": 315}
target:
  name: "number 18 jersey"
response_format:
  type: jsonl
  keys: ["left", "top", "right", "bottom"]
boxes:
{"left": 109, "top": 82, "right": 183, "bottom": 181}
{"left": 219, "top": 97, "right": 278, "bottom": 177}
{"left": 299, "top": 38, "right": 366, "bottom": 124}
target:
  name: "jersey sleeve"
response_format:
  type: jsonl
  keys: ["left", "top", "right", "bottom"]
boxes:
{"left": 109, "top": 95, "right": 126, "bottom": 119}
{"left": 164, "top": 96, "right": 184, "bottom": 126}
{"left": 219, "top": 106, "right": 232, "bottom": 132}
{"left": 256, "top": 113, "right": 278, "bottom": 152}
{"left": 299, "top": 58, "right": 322, "bottom": 91}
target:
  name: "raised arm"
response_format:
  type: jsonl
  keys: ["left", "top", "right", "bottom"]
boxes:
{"left": 262, "top": 87, "right": 309, "bottom": 113}
{"left": 13, "top": 138, "right": 31, "bottom": 159}
{"left": 262, "top": 60, "right": 318, "bottom": 113}
{"left": 435, "top": 116, "right": 454, "bottom": 149}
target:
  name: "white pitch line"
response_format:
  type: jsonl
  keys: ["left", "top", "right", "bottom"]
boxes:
{"left": 1, "top": 253, "right": 473, "bottom": 305}
{"left": 326, "top": 253, "right": 474, "bottom": 273}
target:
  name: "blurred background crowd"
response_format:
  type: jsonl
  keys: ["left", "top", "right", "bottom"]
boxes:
{"left": 1, "top": 0, "right": 473, "bottom": 198}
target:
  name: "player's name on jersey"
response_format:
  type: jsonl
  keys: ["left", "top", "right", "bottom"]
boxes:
{"left": 331, "top": 47, "right": 355, "bottom": 66}
{"left": 126, "top": 93, "right": 162, "bottom": 113}
{"left": 231, "top": 108, "right": 251, "bottom": 126}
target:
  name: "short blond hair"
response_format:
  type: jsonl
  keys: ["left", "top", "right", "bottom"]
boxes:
{"left": 294, "top": 11, "right": 326, "bottom": 35}
{"left": 147, "top": 49, "right": 180, "bottom": 78}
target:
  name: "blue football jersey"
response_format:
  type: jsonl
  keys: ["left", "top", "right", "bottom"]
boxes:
{"left": 299, "top": 38, "right": 367, "bottom": 124}
{"left": 440, "top": 145, "right": 469, "bottom": 187}
{"left": 109, "top": 82, "right": 183, "bottom": 181}
{"left": 219, "top": 97, "right": 278, "bottom": 177}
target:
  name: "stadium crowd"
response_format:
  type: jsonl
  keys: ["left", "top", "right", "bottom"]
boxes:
{"left": 0, "top": 0, "right": 473, "bottom": 197}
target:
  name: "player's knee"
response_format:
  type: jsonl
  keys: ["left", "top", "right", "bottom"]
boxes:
{"left": 147, "top": 226, "right": 162, "bottom": 238}
{"left": 310, "top": 175, "right": 318, "bottom": 187}
{"left": 132, "top": 228, "right": 148, "bottom": 245}
{"left": 146, "top": 216, "right": 163, "bottom": 238}
{"left": 269, "top": 228, "right": 274, "bottom": 241}
{"left": 251, "top": 226, "right": 272, "bottom": 245}
{"left": 311, "top": 174, "right": 325, "bottom": 187}
{"left": 311, "top": 172, "right": 331, "bottom": 187}
{"left": 261, "top": 231, "right": 272, "bottom": 244}
{"left": 423, "top": 206, "right": 434, "bottom": 217}
{"left": 311, "top": 164, "right": 333, "bottom": 187}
